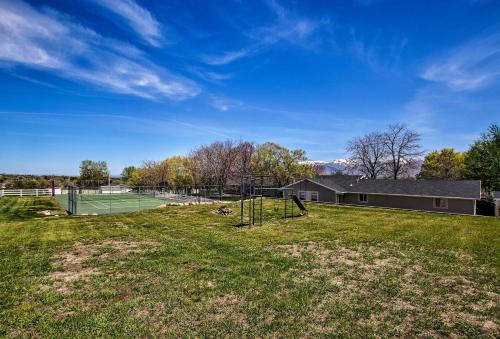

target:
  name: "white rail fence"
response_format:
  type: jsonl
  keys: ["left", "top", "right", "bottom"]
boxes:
{"left": 0, "top": 189, "right": 53, "bottom": 197}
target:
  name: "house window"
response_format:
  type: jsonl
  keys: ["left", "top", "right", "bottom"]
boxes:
{"left": 359, "top": 194, "right": 368, "bottom": 203}
{"left": 434, "top": 198, "right": 448, "bottom": 209}
{"left": 298, "top": 191, "right": 306, "bottom": 200}
{"left": 311, "top": 192, "right": 318, "bottom": 202}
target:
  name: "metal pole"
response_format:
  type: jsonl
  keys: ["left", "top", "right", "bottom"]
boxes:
{"left": 260, "top": 194, "right": 263, "bottom": 225}
{"left": 284, "top": 197, "right": 287, "bottom": 219}
{"left": 252, "top": 194, "right": 255, "bottom": 225}
{"left": 248, "top": 183, "right": 251, "bottom": 226}
{"left": 240, "top": 176, "right": 244, "bottom": 225}
{"left": 260, "top": 175, "right": 263, "bottom": 225}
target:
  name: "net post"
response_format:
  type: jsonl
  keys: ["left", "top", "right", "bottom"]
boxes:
{"left": 252, "top": 194, "right": 255, "bottom": 226}
{"left": 248, "top": 181, "right": 251, "bottom": 226}
{"left": 260, "top": 176, "right": 263, "bottom": 225}
{"left": 240, "top": 176, "right": 244, "bottom": 226}
{"left": 284, "top": 195, "right": 287, "bottom": 219}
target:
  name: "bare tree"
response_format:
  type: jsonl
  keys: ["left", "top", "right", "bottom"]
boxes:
{"left": 233, "top": 141, "right": 255, "bottom": 176}
{"left": 191, "top": 140, "right": 240, "bottom": 193}
{"left": 311, "top": 162, "right": 326, "bottom": 176}
{"left": 383, "top": 124, "right": 423, "bottom": 179}
{"left": 137, "top": 160, "right": 170, "bottom": 188}
{"left": 346, "top": 132, "right": 387, "bottom": 179}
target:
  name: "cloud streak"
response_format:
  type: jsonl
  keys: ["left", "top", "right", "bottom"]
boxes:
{"left": 91, "top": 0, "right": 163, "bottom": 47}
{"left": 349, "top": 28, "right": 407, "bottom": 74}
{"left": 202, "top": 0, "right": 330, "bottom": 65}
{"left": 210, "top": 96, "right": 243, "bottom": 111}
{"left": 421, "top": 32, "right": 500, "bottom": 91}
{"left": 0, "top": 0, "right": 199, "bottom": 100}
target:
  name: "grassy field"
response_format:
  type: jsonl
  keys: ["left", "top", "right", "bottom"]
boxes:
{"left": 0, "top": 197, "right": 498, "bottom": 337}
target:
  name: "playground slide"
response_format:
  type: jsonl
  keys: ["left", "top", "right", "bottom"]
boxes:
{"left": 290, "top": 194, "right": 308, "bottom": 214}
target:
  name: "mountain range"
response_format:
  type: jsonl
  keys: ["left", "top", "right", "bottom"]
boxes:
{"left": 300, "top": 160, "right": 350, "bottom": 175}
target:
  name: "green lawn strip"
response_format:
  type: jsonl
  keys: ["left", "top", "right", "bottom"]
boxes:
{"left": 0, "top": 197, "right": 66, "bottom": 222}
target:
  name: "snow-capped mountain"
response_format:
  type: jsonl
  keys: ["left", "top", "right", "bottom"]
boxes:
{"left": 302, "top": 159, "right": 424, "bottom": 177}
{"left": 300, "top": 159, "right": 350, "bottom": 175}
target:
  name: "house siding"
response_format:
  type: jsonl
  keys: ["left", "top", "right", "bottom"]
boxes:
{"left": 342, "top": 193, "right": 475, "bottom": 215}
{"left": 285, "top": 180, "right": 337, "bottom": 202}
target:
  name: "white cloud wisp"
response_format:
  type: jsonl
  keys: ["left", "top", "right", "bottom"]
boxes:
{"left": 0, "top": 0, "right": 199, "bottom": 101}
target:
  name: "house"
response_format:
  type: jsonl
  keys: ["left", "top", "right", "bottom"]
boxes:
{"left": 283, "top": 175, "right": 481, "bottom": 215}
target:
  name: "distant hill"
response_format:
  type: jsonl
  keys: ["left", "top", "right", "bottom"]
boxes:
{"left": 300, "top": 160, "right": 350, "bottom": 175}
{"left": 302, "top": 159, "right": 423, "bottom": 177}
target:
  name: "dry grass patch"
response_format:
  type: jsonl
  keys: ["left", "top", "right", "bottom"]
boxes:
{"left": 207, "top": 294, "right": 248, "bottom": 326}
{"left": 46, "top": 239, "right": 158, "bottom": 293}
{"left": 272, "top": 241, "right": 499, "bottom": 337}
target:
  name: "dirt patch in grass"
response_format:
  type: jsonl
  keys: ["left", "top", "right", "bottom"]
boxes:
{"left": 272, "top": 241, "right": 499, "bottom": 337}
{"left": 46, "top": 239, "right": 158, "bottom": 293}
{"left": 132, "top": 294, "right": 249, "bottom": 335}
{"left": 208, "top": 294, "right": 248, "bottom": 325}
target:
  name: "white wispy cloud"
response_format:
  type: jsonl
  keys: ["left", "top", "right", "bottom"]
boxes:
{"left": 0, "top": 0, "right": 199, "bottom": 100}
{"left": 91, "top": 0, "right": 163, "bottom": 47}
{"left": 398, "top": 81, "right": 500, "bottom": 154}
{"left": 202, "top": 0, "right": 330, "bottom": 65}
{"left": 349, "top": 28, "right": 407, "bottom": 73}
{"left": 421, "top": 32, "right": 500, "bottom": 91}
{"left": 204, "top": 49, "right": 251, "bottom": 66}
{"left": 186, "top": 67, "right": 234, "bottom": 84}
{"left": 210, "top": 96, "right": 243, "bottom": 111}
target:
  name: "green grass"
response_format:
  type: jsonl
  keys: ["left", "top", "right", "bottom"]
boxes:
{"left": 0, "top": 197, "right": 65, "bottom": 221}
{"left": 0, "top": 197, "right": 498, "bottom": 337}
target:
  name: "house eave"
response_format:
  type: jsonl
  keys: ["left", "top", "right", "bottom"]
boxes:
{"left": 282, "top": 178, "right": 346, "bottom": 194}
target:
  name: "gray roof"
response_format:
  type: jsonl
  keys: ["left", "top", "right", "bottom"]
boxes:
{"left": 305, "top": 175, "right": 481, "bottom": 199}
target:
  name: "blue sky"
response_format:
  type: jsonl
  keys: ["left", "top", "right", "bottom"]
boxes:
{"left": 1, "top": 0, "right": 499, "bottom": 175}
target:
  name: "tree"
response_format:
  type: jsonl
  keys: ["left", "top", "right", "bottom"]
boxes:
{"left": 121, "top": 166, "right": 136, "bottom": 183}
{"left": 128, "top": 169, "right": 145, "bottom": 187}
{"left": 79, "top": 160, "right": 109, "bottom": 186}
{"left": 138, "top": 160, "right": 168, "bottom": 188}
{"left": 417, "top": 148, "right": 464, "bottom": 179}
{"left": 185, "top": 155, "right": 202, "bottom": 187}
{"left": 251, "top": 142, "right": 312, "bottom": 186}
{"left": 191, "top": 140, "right": 239, "bottom": 193}
{"left": 383, "top": 124, "right": 423, "bottom": 179}
{"left": 164, "top": 156, "right": 195, "bottom": 188}
{"left": 346, "top": 132, "right": 387, "bottom": 179}
{"left": 311, "top": 162, "right": 326, "bottom": 176}
{"left": 233, "top": 141, "right": 255, "bottom": 177}
{"left": 463, "top": 123, "right": 500, "bottom": 192}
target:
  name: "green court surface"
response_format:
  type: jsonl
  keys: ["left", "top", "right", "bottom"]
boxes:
{"left": 56, "top": 194, "right": 174, "bottom": 215}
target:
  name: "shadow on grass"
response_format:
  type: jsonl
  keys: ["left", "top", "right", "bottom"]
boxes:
{"left": 0, "top": 197, "right": 66, "bottom": 222}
